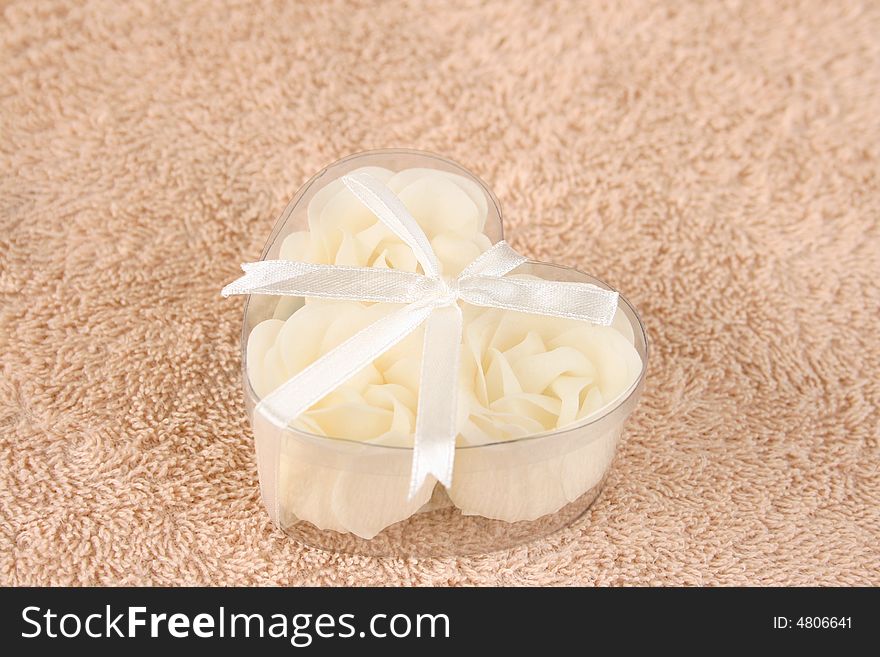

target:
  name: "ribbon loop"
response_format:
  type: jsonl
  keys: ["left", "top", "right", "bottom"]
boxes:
{"left": 222, "top": 260, "right": 433, "bottom": 304}
{"left": 223, "top": 172, "right": 620, "bottom": 500}
{"left": 459, "top": 240, "right": 527, "bottom": 278}
{"left": 459, "top": 276, "right": 619, "bottom": 325}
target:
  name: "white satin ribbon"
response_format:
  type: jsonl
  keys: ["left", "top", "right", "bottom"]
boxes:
{"left": 223, "top": 171, "right": 620, "bottom": 498}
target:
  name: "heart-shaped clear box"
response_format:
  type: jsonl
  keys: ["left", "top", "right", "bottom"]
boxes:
{"left": 240, "top": 149, "right": 648, "bottom": 555}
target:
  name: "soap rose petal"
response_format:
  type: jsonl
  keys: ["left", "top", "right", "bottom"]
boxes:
{"left": 329, "top": 442, "right": 434, "bottom": 539}
{"left": 449, "top": 445, "right": 570, "bottom": 522}
{"left": 550, "top": 375, "right": 593, "bottom": 427}
{"left": 388, "top": 168, "right": 489, "bottom": 226}
{"left": 251, "top": 409, "right": 347, "bottom": 534}
{"left": 277, "top": 442, "right": 347, "bottom": 534}
{"left": 429, "top": 233, "right": 484, "bottom": 276}
{"left": 276, "top": 301, "right": 349, "bottom": 373}
{"left": 397, "top": 174, "right": 480, "bottom": 239}
{"left": 486, "top": 347, "right": 523, "bottom": 401}
{"left": 511, "top": 346, "right": 594, "bottom": 393}
{"left": 302, "top": 402, "right": 392, "bottom": 440}
{"left": 490, "top": 393, "right": 562, "bottom": 430}
{"left": 298, "top": 167, "right": 489, "bottom": 275}
{"left": 307, "top": 166, "right": 395, "bottom": 235}
{"left": 449, "top": 422, "right": 622, "bottom": 522}
{"left": 272, "top": 296, "right": 303, "bottom": 321}
{"left": 279, "top": 230, "right": 315, "bottom": 262}
{"left": 247, "top": 318, "right": 284, "bottom": 399}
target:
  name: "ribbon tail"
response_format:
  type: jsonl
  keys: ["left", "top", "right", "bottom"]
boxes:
{"left": 257, "top": 302, "right": 434, "bottom": 429}
{"left": 409, "top": 303, "right": 463, "bottom": 499}
{"left": 221, "top": 260, "right": 429, "bottom": 303}
{"left": 459, "top": 276, "right": 619, "bottom": 326}
{"left": 459, "top": 240, "right": 527, "bottom": 278}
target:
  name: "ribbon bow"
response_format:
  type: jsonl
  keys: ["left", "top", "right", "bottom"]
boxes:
{"left": 223, "top": 172, "right": 619, "bottom": 498}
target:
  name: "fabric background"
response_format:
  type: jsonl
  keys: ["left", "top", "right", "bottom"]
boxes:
{"left": 2, "top": 0, "right": 878, "bottom": 585}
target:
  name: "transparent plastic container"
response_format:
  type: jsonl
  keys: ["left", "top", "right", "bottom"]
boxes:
{"left": 240, "top": 149, "right": 648, "bottom": 556}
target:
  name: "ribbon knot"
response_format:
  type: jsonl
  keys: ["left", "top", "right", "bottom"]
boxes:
{"left": 223, "top": 171, "right": 620, "bottom": 498}
{"left": 433, "top": 277, "right": 460, "bottom": 307}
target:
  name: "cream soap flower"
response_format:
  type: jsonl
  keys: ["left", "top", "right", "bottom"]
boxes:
{"left": 248, "top": 297, "right": 642, "bottom": 534}
{"left": 271, "top": 166, "right": 494, "bottom": 322}
{"left": 279, "top": 166, "right": 493, "bottom": 275}
{"left": 449, "top": 301, "right": 642, "bottom": 522}
{"left": 249, "top": 299, "right": 432, "bottom": 539}
{"left": 456, "top": 300, "right": 642, "bottom": 444}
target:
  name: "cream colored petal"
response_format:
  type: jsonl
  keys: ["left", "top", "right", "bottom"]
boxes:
{"left": 611, "top": 306, "right": 635, "bottom": 344}
{"left": 388, "top": 168, "right": 489, "bottom": 229}
{"left": 430, "top": 233, "right": 483, "bottom": 276}
{"left": 313, "top": 187, "right": 379, "bottom": 261}
{"left": 379, "top": 243, "right": 419, "bottom": 272}
{"left": 307, "top": 166, "right": 395, "bottom": 236}
{"left": 368, "top": 386, "right": 416, "bottom": 446}
{"left": 442, "top": 172, "right": 488, "bottom": 229}
{"left": 576, "top": 327, "right": 643, "bottom": 401}
{"left": 312, "top": 384, "right": 372, "bottom": 410}
{"left": 276, "top": 301, "right": 351, "bottom": 373}
{"left": 302, "top": 402, "right": 392, "bottom": 440}
{"left": 397, "top": 174, "right": 480, "bottom": 239}
{"left": 339, "top": 364, "right": 384, "bottom": 396}
{"left": 382, "top": 356, "right": 421, "bottom": 394}
{"left": 449, "top": 422, "right": 622, "bottom": 522}
{"left": 318, "top": 302, "right": 388, "bottom": 353}
{"left": 386, "top": 167, "right": 434, "bottom": 193}
{"left": 329, "top": 432, "right": 434, "bottom": 539}
{"left": 371, "top": 249, "right": 391, "bottom": 269}
{"left": 272, "top": 296, "right": 304, "bottom": 321}
{"left": 334, "top": 230, "right": 369, "bottom": 265}
{"left": 368, "top": 242, "right": 420, "bottom": 271}
{"left": 291, "top": 414, "right": 325, "bottom": 435}
{"left": 261, "top": 344, "right": 291, "bottom": 398}
{"left": 576, "top": 386, "right": 606, "bottom": 421}
{"left": 469, "top": 410, "right": 545, "bottom": 440}
{"left": 511, "top": 346, "right": 594, "bottom": 393}
{"left": 489, "top": 310, "right": 570, "bottom": 352}
{"left": 465, "top": 354, "right": 489, "bottom": 408}
{"left": 449, "top": 447, "right": 568, "bottom": 522}
{"left": 367, "top": 311, "right": 423, "bottom": 374}
{"left": 463, "top": 305, "right": 499, "bottom": 358}
{"left": 356, "top": 220, "right": 397, "bottom": 256}
{"left": 330, "top": 470, "right": 434, "bottom": 540}
{"left": 363, "top": 383, "right": 416, "bottom": 408}
{"left": 550, "top": 375, "right": 593, "bottom": 427}
{"left": 318, "top": 167, "right": 395, "bottom": 236}
{"left": 490, "top": 393, "right": 561, "bottom": 430}
{"left": 458, "top": 350, "right": 487, "bottom": 411}
{"left": 462, "top": 310, "right": 499, "bottom": 406}
{"left": 279, "top": 230, "right": 315, "bottom": 262}
{"left": 502, "top": 330, "right": 544, "bottom": 362}
{"left": 307, "top": 180, "right": 343, "bottom": 236}
{"left": 251, "top": 408, "right": 345, "bottom": 534}
{"left": 276, "top": 438, "right": 346, "bottom": 534}
{"left": 246, "top": 318, "right": 285, "bottom": 399}
{"left": 485, "top": 347, "right": 522, "bottom": 402}
{"left": 471, "top": 231, "right": 494, "bottom": 252}
{"left": 458, "top": 418, "right": 497, "bottom": 445}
